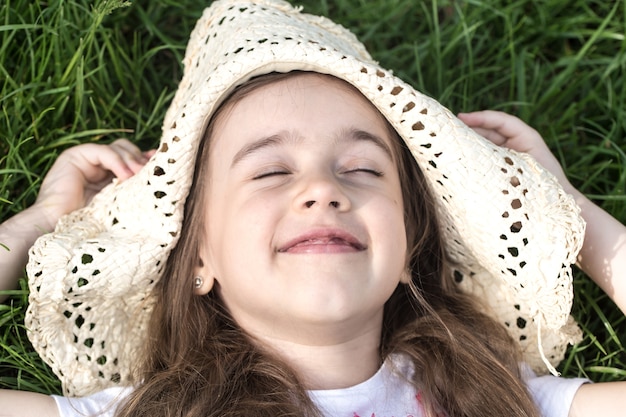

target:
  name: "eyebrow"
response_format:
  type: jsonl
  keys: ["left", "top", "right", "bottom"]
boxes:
{"left": 230, "top": 127, "right": 394, "bottom": 168}
{"left": 231, "top": 133, "right": 301, "bottom": 168}
{"left": 342, "top": 128, "right": 394, "bottom": 161}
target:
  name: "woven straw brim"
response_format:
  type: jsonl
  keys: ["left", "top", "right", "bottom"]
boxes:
{"left": 26, "top": 0, "right": 584, "bottom": 397}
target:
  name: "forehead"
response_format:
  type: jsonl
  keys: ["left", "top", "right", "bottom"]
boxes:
{"left": 208, "top": 72, "right": 395, "bottom": 151}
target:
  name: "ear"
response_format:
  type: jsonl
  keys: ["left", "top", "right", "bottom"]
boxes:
{"left": 193, "top": 256, "right": 215, "bottom": 295}
{"left": 399, "top": 267, "right": 412, "bottom": 284}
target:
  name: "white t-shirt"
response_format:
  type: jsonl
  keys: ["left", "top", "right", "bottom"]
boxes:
{"left": 53, "top": 356, "right": 588, "bottom": 417}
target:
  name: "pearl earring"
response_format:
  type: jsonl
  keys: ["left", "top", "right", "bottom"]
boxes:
{"left": 194, "top": 276, "right": 203, "bottom": 288}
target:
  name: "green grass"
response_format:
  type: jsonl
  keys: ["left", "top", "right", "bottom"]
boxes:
{"left": 1, "top": 0, "right": 625, "bottom": 394}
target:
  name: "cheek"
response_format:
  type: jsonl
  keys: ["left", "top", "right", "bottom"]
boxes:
{"left": 370, "top": 195, "right": 407, "bottom": 264}
{"left": 385, "top": 179, "right": 407, "bottom": 241}
{"left": 206, "top": 194, "right": 279, "bottom": 268}
{"left": 389, "top": 187, "right": 408, "bottom": 265}
{"left": 392, "top": 205, "right": 408, "bottom": 263}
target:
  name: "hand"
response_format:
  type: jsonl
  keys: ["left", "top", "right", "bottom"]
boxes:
{"left": 33, "top": 139, "right": 154, "bottom": 230}
{"left": 458, "top": 110, "right": 573, "bottom": 192}
{"left": 459, "top": 110, "right": 626, "bottom": 314}
{"left": 0, "top": 139, "right": 153, "bottom": 297}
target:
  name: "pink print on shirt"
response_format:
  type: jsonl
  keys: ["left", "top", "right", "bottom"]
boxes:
{"left": 416, "top": 391, "right": 446, "bottom": 417}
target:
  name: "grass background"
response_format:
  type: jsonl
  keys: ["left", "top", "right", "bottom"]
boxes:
{"left": 1, "top": 0, "right": 625, "bottom": 395}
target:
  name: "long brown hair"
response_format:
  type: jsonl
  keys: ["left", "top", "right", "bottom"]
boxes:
{"left": 116, "top": 72, "right": 540, "bottom": 417}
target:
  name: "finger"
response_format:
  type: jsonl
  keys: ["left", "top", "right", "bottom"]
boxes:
{"left": 465, "top": 126, "right": 508, "bottom": 146}
{"left": 459, "top": 111, "right": 542, "bottom": 152}
{"left": 108, "top": 139, "right": 150, "bottom": 175}
{"left": 459, "top": 110, "right": 512, "bottom": 132}
{"left": 458, "top": 112, "right": 509, "bottom": 146}
{"left": 143, "top": 149, "right": 157, "bottom": 159}
{"left": 110, "top": 138, "right": 144, "bottom": 157}
{"left": 112, "top": 138, "right": 149, "bottom": 159}
{"left": 77, "top": 146, "right": 136, "bottom": 181}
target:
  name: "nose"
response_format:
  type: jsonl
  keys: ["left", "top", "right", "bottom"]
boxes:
{"left": 295, "top": 174, "right": 351, "bottom": 212}
{"left": 304, "top": 200, "right": 340, "bottom": 208}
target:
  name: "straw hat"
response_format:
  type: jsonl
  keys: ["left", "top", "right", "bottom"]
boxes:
{"left": 26, "top": 0, "right": 584, "bottom": 397}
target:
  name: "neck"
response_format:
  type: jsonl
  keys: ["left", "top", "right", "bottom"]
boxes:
{"left": 247, "top": 315, "right": 384, "bottom": 390}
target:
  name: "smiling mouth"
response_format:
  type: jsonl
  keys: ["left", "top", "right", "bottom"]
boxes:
{"left": 278, "top": 233, "right": 367, "bottom": 254}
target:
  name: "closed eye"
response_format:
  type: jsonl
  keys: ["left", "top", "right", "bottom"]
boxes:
{"left": 252, "top": 170, "right": 290, "bottom": 180}
{"left": 345, "top": 168, "right": 384, "bottom": 177}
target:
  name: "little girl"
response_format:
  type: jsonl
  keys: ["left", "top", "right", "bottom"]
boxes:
{"left": 1, "top": 1, "right": 625, "bottom": 416}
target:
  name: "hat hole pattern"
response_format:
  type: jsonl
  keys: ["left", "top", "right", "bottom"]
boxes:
{"left": 33, "top": 241, "right": 133, "bottom": 393}
{"left": 493, "top": 154, "right": 531, "bottom": 281}
{"left": 449, "top": 147, "right": 539, "bottom": 346}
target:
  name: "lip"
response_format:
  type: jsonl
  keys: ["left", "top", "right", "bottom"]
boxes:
{"left": 277, "top": 228, "right": 367, "bottom": 254}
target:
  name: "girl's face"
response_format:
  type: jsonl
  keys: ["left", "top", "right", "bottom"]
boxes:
{"left": 199, "top": 73, "right": 407, "bottom": 344}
